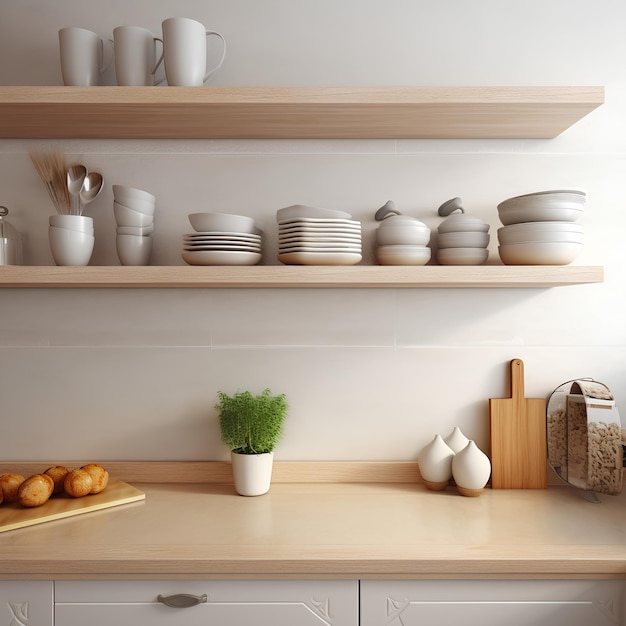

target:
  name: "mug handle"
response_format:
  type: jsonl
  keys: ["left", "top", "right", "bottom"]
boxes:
{"left": 151, "top": 36, "right": 166, "bottom": 85}
{"left": 99, "top": 37, "right": 114, "bottom": 75}
{"left": 202, "top": 31, "right": 226, "bottom": 83}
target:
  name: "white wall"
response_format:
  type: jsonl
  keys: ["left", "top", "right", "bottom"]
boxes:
{"left": 0, "top": 0, "right": 625, "bottom": 462}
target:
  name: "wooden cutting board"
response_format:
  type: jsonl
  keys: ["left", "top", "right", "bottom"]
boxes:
{"left": 489, "top": 359, "right": 547, "bottom": 489}
{"left": 0, "top": 479, "right": 145, "bottom": 533}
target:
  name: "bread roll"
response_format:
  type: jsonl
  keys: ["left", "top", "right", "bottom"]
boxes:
{"left": 0, "top": 473, "right": 25, "bottom": 503}
{"left": 64, "top": 468, "right": 93, "bottom": 497}
{"left": 18, "top": 474, "right": 54, "bottom": 508}
{"left": 80, "top": 463, "right": 109, "bottom": 494}
{"left": 44, "top": 465, "right": 70, "bottom": 494}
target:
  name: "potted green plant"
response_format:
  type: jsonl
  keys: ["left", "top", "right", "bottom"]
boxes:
{"left": 216, "top": 388, "right": 288, "bottom": 496}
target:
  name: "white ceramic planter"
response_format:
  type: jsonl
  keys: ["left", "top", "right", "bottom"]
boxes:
{"left": 451, "top": 440, "right": 492, "bottom": 497}
{"left": 417, "top": 434, "right": 454, "bottom": 490}
{"left": 230, "top": 451, "right": 274, "bottom": 496}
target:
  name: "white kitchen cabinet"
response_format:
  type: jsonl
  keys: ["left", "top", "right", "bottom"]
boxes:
{"left": 360, "top": 579, "right": 626, "bottom": 626}
{"left": 0, "top": 581, "right": 53, "bottom": 626}
{"left": 55, "top": 580, "right": 358, "bottom": 626}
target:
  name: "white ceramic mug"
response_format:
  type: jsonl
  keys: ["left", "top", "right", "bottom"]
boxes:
{"left": 161, "top": 17, "right": 226, "bottom": 86}
{"left": 59, "top": 27, "right": 113, "bottom": 86}
{"left": 113, "top": 26, "right": 164, "bottom": 86}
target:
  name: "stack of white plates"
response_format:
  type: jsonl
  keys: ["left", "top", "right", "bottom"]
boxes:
{"left": 182, "top": 232, "right": 262, "bottom": 266}
{"left": 276, "top": 205, "right": 362, "bottom": 265}
{"left": 182, "top": 212, "right": 263, "bottom": 266}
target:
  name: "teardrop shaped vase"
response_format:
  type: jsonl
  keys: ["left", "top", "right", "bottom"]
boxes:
{"left": 417, "top": 434, "right": 454, "bottom": 490}
{"left": 451, "top": 440, "right": 491, "bottom": 497}
{"left": 444, "top": 426, "right": 470, "bottom": 453}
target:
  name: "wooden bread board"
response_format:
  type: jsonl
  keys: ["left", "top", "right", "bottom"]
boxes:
{"left": 489, "top": 358, "right": 548, "bottom": 489}
{"left": 0, "top": 479, "right": 145, "bottom": 533}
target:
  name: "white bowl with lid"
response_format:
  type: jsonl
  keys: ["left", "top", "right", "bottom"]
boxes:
{"left": 437, "top": 197, "right": 490, "bottom": 234}
{"left": 437, "top": 231, "right": 490, "bottom": 248}
{"left": 374, "top": 200, "right": 431, "bottom": 246}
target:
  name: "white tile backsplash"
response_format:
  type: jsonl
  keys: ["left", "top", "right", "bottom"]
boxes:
{"left": 1, "top": 0, "right": 625, "bottom": 462}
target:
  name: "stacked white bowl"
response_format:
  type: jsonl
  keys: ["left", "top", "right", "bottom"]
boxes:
{"left": 182, "top": 212, "right": 262, "bottom": 266}
{"left": 112, "top": 185, "right": 155, "bottom": 265}
{"left": 277, "top": 205, "right": 362, "bottom": 266}
{"left": 497, "top": 190, "right": 585, "bottom": 265}
{"left": 48, "top": 214, "right": 95, "bottom": 266}
{"left": 374, "top": 201, "right": 431, "bottom": 266}
{"left": 436, "top": 198, "right": 490, "bottom": 265}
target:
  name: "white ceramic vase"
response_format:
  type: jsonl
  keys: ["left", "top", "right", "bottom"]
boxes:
{"left": 451, "top": 440, "right": 491, "bottom": 497}
{"left": 230, "top": 451, "right": 274, "bottom": 496}
{"left": 417, "top": 434, "right": 454, "bottom": 490}
{"left": 444, "top": 426, "right": 470, "bottom": 453}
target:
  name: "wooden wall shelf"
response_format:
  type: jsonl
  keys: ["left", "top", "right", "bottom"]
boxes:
{"left": 0, "top": 265, "right": 604, "bottom": 289}
{"left": 0, "top": 86, "right": 604, "bottom": 139}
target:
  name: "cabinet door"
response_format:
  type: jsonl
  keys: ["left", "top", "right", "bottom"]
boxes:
{"left": 361, "top": 580, "right": 626, "bottom": 626}
{"left": 0, "top": 581, "right": 53, "bottom": 626}
{"left": 56, "top": 580, "right": 358, "bottom": 626}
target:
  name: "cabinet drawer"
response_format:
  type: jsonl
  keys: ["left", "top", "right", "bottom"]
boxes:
{"left": 0, "top": 581, "right": 54, "bottom": 626}
{"left": 361, "top": 579, "right": 626, "bottom": 626}
{"left": 56, "top": 580, "right": 358, "bottom": 626}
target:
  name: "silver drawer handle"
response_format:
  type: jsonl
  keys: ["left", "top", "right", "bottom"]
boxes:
{"left": 157, "top": 593, "right": 208, "bottom": 608}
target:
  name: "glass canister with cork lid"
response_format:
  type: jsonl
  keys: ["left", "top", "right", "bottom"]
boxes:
{"left": 0, "top": 206, "right": 23, "bottom": 265}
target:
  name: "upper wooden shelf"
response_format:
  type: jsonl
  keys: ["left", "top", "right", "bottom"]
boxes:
{"left": 0, "top": 265, "right": 604, "bottom": 288}
{"left": 0, "top": 86, "right": 604, "bottom": 139}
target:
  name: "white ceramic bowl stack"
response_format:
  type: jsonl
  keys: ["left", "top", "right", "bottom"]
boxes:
{"left": 373, "top": 201, "right": 431, "bottom": 266}
{"left": 497, "top": 190, "right": 585, "bottom": 265}
{"left": 48, "top": 214, "right": 95, "bottom": 266}
{"left": 112, "top": 185, "right": 155, "bottom": 265}
{"left": 182, "top": 212, "right": 262, "bottom": 266}
{"left": 276, "top": 205, "right": 362, "bottom": 266}
{"left": 436, "top": 198, "right": 490, "bottom": 265}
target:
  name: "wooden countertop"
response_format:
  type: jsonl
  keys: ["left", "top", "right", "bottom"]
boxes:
{"left": 0, "top": 462, "right": 625, "bottom": 581}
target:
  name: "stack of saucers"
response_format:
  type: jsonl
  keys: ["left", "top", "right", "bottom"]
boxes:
{"left": 497, "top": 190, "right": 585, "bottom": 265}
{"left": 182, "top": 212, "right": 262, "bottom": 266}
{"left": 276, "top": 205, "right": 362, "bottom": 266}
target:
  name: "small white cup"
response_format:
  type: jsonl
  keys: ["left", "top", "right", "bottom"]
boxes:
{"left": 59, "top": 27, "right": 113, "bottom": 86}
{"left": 49, "top": 226, "right": 95, "bottom": 266}
{"left": 116, "top": 234, "right": 153, "bottom": 265}
{"left": 161, "top": 17, "right": 226, "bottom": 86}
{"left": 113, "top": 26, "right": 164, "bottom": 86}
{"left": 49, "top": 214, "right": 94, "bottom": 235}
{"left": 113, "top": 202, "right": 154, "bottom": 227}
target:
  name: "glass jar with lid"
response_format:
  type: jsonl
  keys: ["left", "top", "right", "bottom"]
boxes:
{"left": 0, "top": 206, "right": 23, "bottom": 265}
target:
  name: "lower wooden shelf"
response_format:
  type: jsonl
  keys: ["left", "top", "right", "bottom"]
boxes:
{"left": 0, "top": 265, "right": 604, "bottom": 288}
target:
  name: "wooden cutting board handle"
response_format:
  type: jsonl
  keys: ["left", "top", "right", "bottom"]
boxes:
{"left": 510, "top": 358, "right": 524, "bottom": 401}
